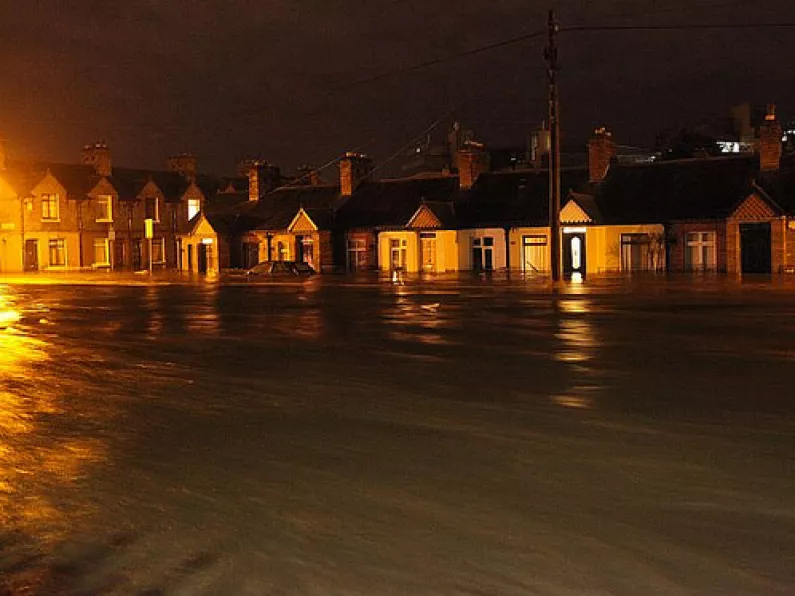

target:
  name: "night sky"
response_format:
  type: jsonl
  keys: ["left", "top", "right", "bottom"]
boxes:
{"left": 1, "top": 0, "right": 792, "bottom": 175}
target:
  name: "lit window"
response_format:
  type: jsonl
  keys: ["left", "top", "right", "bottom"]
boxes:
{"left": 93, "top": 238, "right": 110, "bottom": 266}
{"left": 187, "top": 197, "right": 201, "bottom": 220}
{"left": 145, "top": 197, "right": 159, "bottom": 222}
{"left": 686, "top": 231, "right": 716, "bottom": 271}
{"left": 96, "top": 195, "right": 113, "bottom": 222}
{"left": 41, "top": 194, "right": 60, "bottom": 221}
{"left": 48, "top": 239, "right": 66, "bottom": 266}
{"left": 151, "top": 238, "right": 165, "bottom": 264}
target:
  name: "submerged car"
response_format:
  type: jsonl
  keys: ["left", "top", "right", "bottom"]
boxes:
{"left": 245, "top": 261, "right": 316, "bottom": 277}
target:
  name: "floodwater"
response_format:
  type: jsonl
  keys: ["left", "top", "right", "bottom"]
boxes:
{"left": 1, "top": 275, "right": 794, "bottom": 595}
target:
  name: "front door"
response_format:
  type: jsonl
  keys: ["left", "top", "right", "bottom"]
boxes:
{"left": 420, "top": 233, "right": 437, "bottom": 272}
{"left": 24, "top": 239, "right": 38, "bottom": 271}
{"left": 187, "top": 245, "right": 194, "bottom": 272}
{"left": 740, "top": 222, "right": 772, "bottom": 274}
{"left": 198, "top": 243, "right": 208, "bottom": 273}
{"left": 562, "top": 232, "right": 586, "bottom": 277}
{"left": 242, "top": 242, "right": 259, "bottom": 269}
{"left": 114, "top": 241, "right": 125, "bottom": 270}
{"left": 522, "top": 235, "right": 547, "bottom": 273}
{"left": 132, "top": 239, "right": 142, "bottom": 271}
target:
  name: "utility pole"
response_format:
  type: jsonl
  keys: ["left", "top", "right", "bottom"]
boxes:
{"left": 545, "top": 9, "right": 562, "bottom": 281}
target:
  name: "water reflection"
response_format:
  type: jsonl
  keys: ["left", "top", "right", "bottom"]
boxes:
{"left": 551, "top": 298, "right": 602, "bottom": 410}
{"left": 382, "top": 290, "right": 455, "bottom": 348}
{"left": 0, "top": 289, "right": 107, "bottom": 549}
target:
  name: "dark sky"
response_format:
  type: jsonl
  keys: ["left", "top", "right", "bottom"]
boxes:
{"left": 1, "top": 0, "right": 793, "bottom": 175}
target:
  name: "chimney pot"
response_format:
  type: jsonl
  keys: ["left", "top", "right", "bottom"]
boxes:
{"left": 167, "top": 153, "right": 198, "bottom": 181}
{"left": 588, "top": 127, "right": 616, "bottom": 183}
{"left": 340, "top": 152, "right": 372, "bottom": 196}
{"left": 457, "top": 141, "right": 490, "bottom": 190}
{"left": 247, "top": 160, "right": 281, "bottom": 201}
{"left": 81, "top": 142, "right": 112, "bottom": 177}
{"left": 759, "top": 103, "right": 783, "bottom": 171}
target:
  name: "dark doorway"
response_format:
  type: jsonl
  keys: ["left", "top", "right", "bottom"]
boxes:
{"left": 132, "top": 240, "right": 142, "bottom": 271}
{"left": 24, "top": 239, "right": 38, "bottom": 271}
{"left": 198, "top": 243, "right": 208, "bottom": 274}
{"left": 295, "top": 236, "right": 304, "bottom": 263}
{"left": 562, "top": 231, "right": 587, "bottom": 277}
{"left": 242, "top": 242, "right": 259, "bottom": 269}
{"left": 187, "top": 245, "right": 193, "bottom": 272}
{"left": 740, "top": 223, "right": 772, "bottom": 274}
{"left": 114, "top": 241, "right": 125, "bottom": 270}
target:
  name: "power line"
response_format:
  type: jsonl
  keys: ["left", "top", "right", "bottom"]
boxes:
{"left": 563, "top": 22, "right": 795, "bottom": 32}
{"left": 333, "top": 29, "right": 547, "bottom": 92}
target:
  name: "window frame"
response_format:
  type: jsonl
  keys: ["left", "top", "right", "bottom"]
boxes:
{"left": 347, "top": 237, "right": 367, "bottom": 271}
{"left": 187, "top": 197, "right": 201, "bottom": 221}
{"left": 93, "top": 237, "right": 111, "bottom": 267}
{"left": 48, "top": 238, "right": 66, "bottom": 267}
{"left": 151, "top": 237, "right": 166, "bottom": 264}
{"left": 41, "top": 193, "right": 60, "bottom": 222}
{"left": 685, "top": 231, "right": 717, "bottom": 271}
{"left": 620, "top": 233, "right": 652, "bottom": 272}
{"left": 95, "top": 195, "right": 113, "bottom": 223}
{"left": 144, "top": 197, "right": 160, "bottom": 223}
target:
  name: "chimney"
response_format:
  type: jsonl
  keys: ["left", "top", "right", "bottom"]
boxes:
{"left": 81, "top": 142, "right": 112, "bottom": 177}
{"left": 339, "top": 151, "right": 372, "bottom": 196}
{"left": 588, "top": 127, "right": 616, "bottom": 183}
{"left": 0, "top": 137, "right": 6, "bottom": 172}
{"left": 167, "top": 153, "right": 198, "bottom": 181}
{"left": 758, "top": 103, "right": 783, "bottom": 172}
{"left": 247, "top": 160, "right": 281, "bottom": 202}
{"left": 457, "top": 141, "right": 490, "bottom": 190}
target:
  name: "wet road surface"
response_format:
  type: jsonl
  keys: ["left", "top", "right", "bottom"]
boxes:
{"left": 1, "top": 275, "right": 794, "bottom": 594}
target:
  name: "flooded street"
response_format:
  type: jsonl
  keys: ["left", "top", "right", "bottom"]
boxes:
{"left": 1, "top": 276, "right": 794, "bottom": 595}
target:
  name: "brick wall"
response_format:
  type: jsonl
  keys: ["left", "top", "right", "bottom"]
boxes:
{"left": 668, "top": 221, "right": 727, "bottom": 272}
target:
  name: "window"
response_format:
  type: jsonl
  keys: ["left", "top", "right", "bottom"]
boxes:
{"left": 187, "top": 197, "right": 201, "bottom": 220}
{"left": 96, "top": 195, "right": 113, "bottom": 222}
{"left": 48, "top": 239, "right": 66, "bottom": 266}
{"left": 472, "top": 236, "right": 495, "bottom": 271}
{"left": 620, "top": 234, "right": 652, "bottom": 272}
{"left": 41, "top": 194, "right": 60, "bottom": 221}
{"left": 347, "top": 238, "right": 368, "bottom": 271}
{"left": 93, "top": 238, "right": 110, "bottom": 266}
{"left": 151, "top": 238, "right": 165, "bottom": 264}
{"left": 145, "top": 197, "right": 159, "bottom": 222}
{"left": 390, "top": 238, "right": 407, "bottom": 271}
{"left": 685, "top": 231, "right": 716, "bottom": 271}
{"left": 522, "top": 235, "right": 547, "bottom": 273}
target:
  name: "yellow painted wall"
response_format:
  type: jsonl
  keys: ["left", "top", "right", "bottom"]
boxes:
{"left": 379, "top": 231, "right": 418, "bottom": 272}
{"left": 178, "top": 216, "right": 220, "bottom": 275}
{"left": 0, "top": 175, "right": 22, "bottom": 273}
{"left": 19, "top": 232, "right": 82, "bottom": 271}
{"left": 457, "top": 228, "right": 507, "bottom": 270}
{"left": 582, "top": 224, "right": 665, "bottom": 273}
{"left": 509, "top": 227, "right": 552, "bottom": 273}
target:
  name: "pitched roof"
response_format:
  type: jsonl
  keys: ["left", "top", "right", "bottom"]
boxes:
{"left": 593, "top": 155, "right": 760, "bottom": 223}
{"left": 238, "top": 184, "right": 341, "bottom": 231}
{"left": 335, "top": 176, "right": 459, "bottom": 230}
{"left": 456, "top": 167, "right": 589, "bottom": 228}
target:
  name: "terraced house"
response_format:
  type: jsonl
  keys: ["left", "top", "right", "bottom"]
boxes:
{"left": 0, "top": 142, "right": 221, "bottom": 273}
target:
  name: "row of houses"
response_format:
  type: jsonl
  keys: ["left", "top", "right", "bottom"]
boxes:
{"left": 0, "top": 143, "right": 246, "bottom": 274}
{"left": 1, "top": 106, "right": 794, "bottom": 277}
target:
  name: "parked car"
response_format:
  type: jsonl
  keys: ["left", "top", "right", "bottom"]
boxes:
{"left": 245, "top": 261, "right": 316, "bottom": 277}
